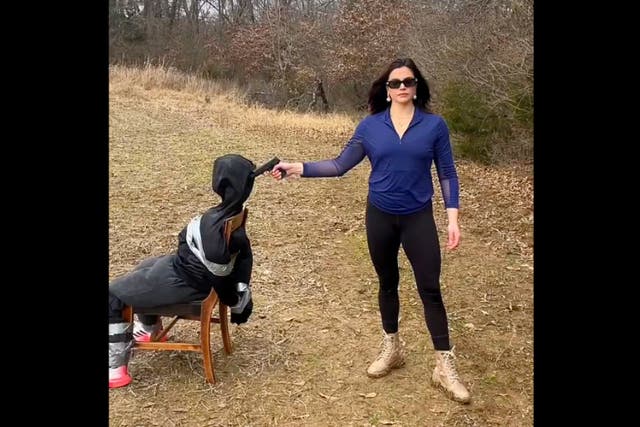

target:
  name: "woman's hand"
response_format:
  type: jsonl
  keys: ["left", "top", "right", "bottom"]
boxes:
{"left": 445, "top": 208, "right": 460, "bottom": 250}
{"left": 446, "top": 222, "right": 460, "bottom": 250}
{"left": 271, "top": 162, "right": 304, "bottom": 180}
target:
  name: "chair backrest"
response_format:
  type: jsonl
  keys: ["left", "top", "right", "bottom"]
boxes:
{"left": 224, "top": 208, "right": 248, "bottom": 245}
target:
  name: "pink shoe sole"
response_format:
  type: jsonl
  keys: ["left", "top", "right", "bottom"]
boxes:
{"left": 134, "top": 333, "right": 169, "bottom": 343}
{"left": 109, "top": 367, "right": 132, "bottom": 389}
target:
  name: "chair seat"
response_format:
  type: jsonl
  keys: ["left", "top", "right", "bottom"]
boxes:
{"left": 134, "top": 301, "right": 208, "bottom": 318}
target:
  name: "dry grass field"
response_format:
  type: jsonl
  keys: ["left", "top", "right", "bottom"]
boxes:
{"left": 109, "top": 65, "right": 533, "bottom": 426}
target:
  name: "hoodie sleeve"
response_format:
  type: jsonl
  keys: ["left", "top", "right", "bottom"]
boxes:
{"left": 210, "top": 228, "right": 253, "bottom": 308}
{"left": 228, "top": 228, "right": 252, "bottom": 285}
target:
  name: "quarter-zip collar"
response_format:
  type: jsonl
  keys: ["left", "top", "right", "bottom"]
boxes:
{"left": 383, "top": 106, "right": 425, "bottom": 139}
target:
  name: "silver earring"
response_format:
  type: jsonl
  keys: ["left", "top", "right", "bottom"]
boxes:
{"left": 386, "top": 96, "right": 391, "bottom": 102}
{"left": 413, "top": 94, "right": 417, "bottom": 100}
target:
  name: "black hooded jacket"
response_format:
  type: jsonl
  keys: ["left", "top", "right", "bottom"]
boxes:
{"left": 173, "top": 154, "right": 256, "bottom": 315}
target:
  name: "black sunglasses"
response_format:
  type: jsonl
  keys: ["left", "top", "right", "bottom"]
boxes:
{"left": 386, "top": 77, "right": 418, "bottom": 89}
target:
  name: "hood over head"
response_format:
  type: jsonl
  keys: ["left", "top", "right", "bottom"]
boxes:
{"left": 195, "top": 154, "right": 257, "bottom": 267}
{"left": 211, "top": 154, "right": 256, "bottom": 217}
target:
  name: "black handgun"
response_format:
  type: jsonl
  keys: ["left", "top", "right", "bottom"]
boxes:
{"left": 252, "top": 157, "right": 287, "bottom": 178}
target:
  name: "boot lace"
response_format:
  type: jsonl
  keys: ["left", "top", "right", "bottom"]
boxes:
{"left": 375, "top": 335, "right": 395, "bottom": 361}
{"left": 440, "top": 350, "right": 461, "bottom": 383}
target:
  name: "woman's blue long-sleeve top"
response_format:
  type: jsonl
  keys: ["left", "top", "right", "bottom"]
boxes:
{"left": 302, "top": 108, "right": 460, "bottom": 215}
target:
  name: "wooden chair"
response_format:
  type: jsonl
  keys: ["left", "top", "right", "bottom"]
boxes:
{"left": 123, "top": 208, "right": 248, "bottom": 384}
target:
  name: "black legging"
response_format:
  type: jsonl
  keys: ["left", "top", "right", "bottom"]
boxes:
{"left": 365, "top": 200, "right": 450, "bottom": 351}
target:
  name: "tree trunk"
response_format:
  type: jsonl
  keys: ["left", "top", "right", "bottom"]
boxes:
{"left": 238, "top": 0, "right": 255, "bottom": 24}
{"left": 169, "top": 0, "right": 179, "bottom": 28}
{"left": 144, "top": 0, "right": 153, "bottom": 39}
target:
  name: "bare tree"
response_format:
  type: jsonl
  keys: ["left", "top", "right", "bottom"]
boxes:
{"left": 109, "top": 0, "right": 533, "bottom": 161}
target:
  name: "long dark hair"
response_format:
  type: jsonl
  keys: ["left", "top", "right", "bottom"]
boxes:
{"left": 368, "top": 58, "right": 431, "bottom": 114}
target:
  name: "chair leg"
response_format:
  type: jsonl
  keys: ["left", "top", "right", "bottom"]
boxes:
{"left": 219, "top": 304, "right": 233, "bottom": 355}
{"left": 201, "top": 297, "right": 217, "bottom": 384}
{"left": 123, "top": 305, "right": 133, "bottom": 323}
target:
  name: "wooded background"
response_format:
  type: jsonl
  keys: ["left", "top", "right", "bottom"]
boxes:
{"left": 109, "top": 0, "right": 533, "bottom": 163}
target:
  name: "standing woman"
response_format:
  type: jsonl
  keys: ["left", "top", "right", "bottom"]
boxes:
{"left": 271, "top": 58, "right": 470, "bottom": 403}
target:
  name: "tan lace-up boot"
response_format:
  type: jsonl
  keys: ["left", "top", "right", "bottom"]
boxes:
{"left": 431, "top": 348, "right": 471, "bottom": 403}
{"left": 366, "top": 332, "right": 405, "bottom": 378}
